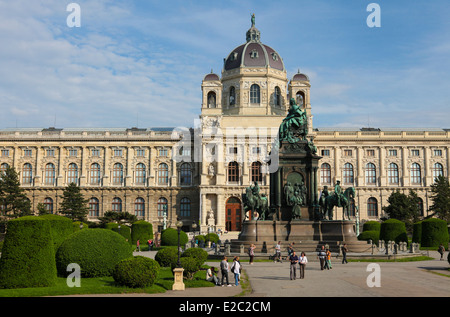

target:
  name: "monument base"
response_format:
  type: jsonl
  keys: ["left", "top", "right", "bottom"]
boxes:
{"left": 231, "top": 220, "right": 370, "bottom": 253}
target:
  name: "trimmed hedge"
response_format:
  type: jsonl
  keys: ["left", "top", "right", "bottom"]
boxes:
{"left": 55, "top": 228, "right": 133, "bottom": 278}
{"left": 362, "top": 221, "right": 381, "bottom": 232}
{"left": 204, "top": 233, "right": 220, "bottom": 244}
{"left": 0, "top": 216, "right": 57, "bottom": 289}
{"left": 38, "top": 214, "right": 74, "bottom": 252}
{"left": 154, "top": 247, "right": 178, "bottom": 267}
{"left": 131, "top": 220, "right": 153, "bottom": 245}
{"left": 161, "top": 227, "right": 188, "bottom": 247}
{"left": 357, "top": 230, "right": 380, "bottom": 245}
{"left": 379, "top": 219, "right": 408, "bottom": 245}
{"left": 412, "top": 221, "right": 422, "bottom": 244}
{"left": 112, "top": 256, "right": 160, "bottom": 288}
{"left": 176, "top": 257, "right": 200, "bottom": 280}
{"left": 421, "top": 218, "right": 449, "bottom": 248}
{"left": 112, "top": 225, "right": 132, "bottom": 244}
{"left": 182, "top": 248, "right": 208, "bottom": 267}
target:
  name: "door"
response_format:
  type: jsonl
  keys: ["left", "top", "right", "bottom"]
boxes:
{"left": 225, "top": 197, "right": 242, "bottom": 231}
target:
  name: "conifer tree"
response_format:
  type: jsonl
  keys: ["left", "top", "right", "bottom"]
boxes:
{"left": 0, "top": 166, "right": 31, "bottom": 219}
{"left": 59, "top": 183, "right": 88, "bottom": 221}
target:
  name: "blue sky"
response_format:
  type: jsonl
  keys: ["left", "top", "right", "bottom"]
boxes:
{"left": 0, "top": 0, "right": 449, "bottom": 129}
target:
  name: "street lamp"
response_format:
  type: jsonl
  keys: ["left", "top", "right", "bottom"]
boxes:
{"left": 176, "top": 217, "right": 184, "bottom": 268}
{"left": 172, "top": 217, "right": 185, "bottom": 291}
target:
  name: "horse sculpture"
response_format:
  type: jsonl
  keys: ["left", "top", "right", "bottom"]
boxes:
{"left": 243, "top": 184, "right": 269, "bottom": 220}
{"left": 319, "top": 186, "right": 355, "bottom": 220}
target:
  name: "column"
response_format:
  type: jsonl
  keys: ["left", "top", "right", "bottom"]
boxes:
{"left": 34, "top": 147, "right": 42, "bottom": 186}
{"left": 80, "top": 146, "right": 87, "bottom": 186}
{"left": 334, "top": 147, "right": 341, "bottom": 183}
{"left": 379, "top": 147, "right": 386, "bottom": 186}
{"left": 357, "top": 147, "right": 364, "bottom": 186}
{"left": 104, "top": 147, "right": 111, "bottom": 186}
{"left": 401, "top": 146, "right": 409, "bottom": 186}
{"left": 126, "top": 147, "right": 133, "bottom": 186}
{"left": 423, "top": 146, "right": 431, "bottom": 186}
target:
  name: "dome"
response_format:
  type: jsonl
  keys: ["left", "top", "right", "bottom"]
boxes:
{"left": 292, "top": 72, "right": 309, "bottom": 82}
{"left": 223, "top": 14, "right": 285, "bottom": 72}
{"left": 203, "top": 72, "right": 220, "bottom": 81}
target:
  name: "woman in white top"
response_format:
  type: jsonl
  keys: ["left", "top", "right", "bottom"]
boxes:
{"left": 298, "top": 252, "right": 308, "bottom": 279}
{"left": 231, "top": 256, "right": 241, "bottom": 286}
{"left": 206, "top": 267, "right": 219, "bottom": 285}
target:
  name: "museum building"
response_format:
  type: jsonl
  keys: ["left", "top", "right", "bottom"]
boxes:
{"left": 0, "top": 20, "right": 448, "bottom": 234}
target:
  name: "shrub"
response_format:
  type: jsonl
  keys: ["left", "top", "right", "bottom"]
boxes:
{"left": 174, "top": 257, "right": 200, "bottom": 280}
{"left": 161, "top": 227, "right": 188, "bottom": 247}
{"left": 55, "top": 228, "right": 133, "bottom": 277}
{"left": 38, "top": 214, "right": 74, "bottom": 252}
{"left": 421, "top": 218, "right": 449, "bottom": 248}
{"left": 0, "top": 216, "right": 57, "bottom": 289}
{"left": 154, "top": 247, "right": 179, "bottom": 267}
{"left": 182, "top": 248, "right": 208, "bottom": 267}
{"left": 412, "top": 221, "right": 422, "bottom": 244}
{"left": 105, "top": 222, "right": 119, "bottom": 230}
{"left": 379, "top": 219, "right": 408, "bottom": 245}
{"left": 195, "top": 235, "right": 205, "bottom": 243}
{"left": 112, "top": 225, "right": 132, "bottom": 244}
{"left": 204, "top": 233, "right": 220, "bottom": 244}
{"left": 112, "top": 256, "right": 160, "bottom": 288}
{"left": 363, "top": 221, "right": 381, "bottom": 232}
{"left": 131, "top": 221, "right": 153, "bottom": 245}
{"left": 357, "top": 230, "right": 380, "bottom": 245}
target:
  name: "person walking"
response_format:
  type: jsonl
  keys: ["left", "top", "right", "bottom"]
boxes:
{"left": 317, "top": 245, "right": 326, "bottom": 270}
{"left": 289, "top": 251, "right": 299, "bottom": 280}
{"left": 231, "top": 256, "right": 241, "bottom": 286}
{"left": 220, "top": 256, "right": 231, "bottom": 287}
{"left": 136, "top": 239, "right": 140, "bottom": 252}
{"left": 438, "top": 243, "right": 445, "bottom": 261}
{"left": 298, "top": 252, "right": 308, "bottom": 279}
{"left": 325, "top": 248, "right": 332, "bottom": 270}
{"left": 275, "top": 241, "right": 282, "bottom": 263}
{"left": 341, "top": 244, "right": 348, "bottom": 264}
{"left": 248, "top": 244, "right": 255, "bottom": 265}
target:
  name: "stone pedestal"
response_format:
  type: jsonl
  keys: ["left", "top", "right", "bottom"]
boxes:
{"left": 172, "top": 268, "right": 185, "bottom": 291}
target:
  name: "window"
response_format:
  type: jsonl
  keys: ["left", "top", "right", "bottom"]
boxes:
{"left": 157, "top": 197, "right": 168, "bottom": 217}
{"left": 365, "top": 163, "right": 376, "bottom": 185}
{"left": 434, "top": 149, "right": 442, "bottom": 156}
{"left": 432, "top": 163, "right": 444, "bottom": 180}
{"left": 22, "top": 163, "right": 33, "bottom": 184}
{"left": 113, "top": 163, "right": 123, "bottom": 185}
{"left": 1, "top": 149, "right": 9, "bottom": 157}
{"left": 135, "top": 163, "right": 146, "bottom": 185}
{"left": 0, "top": 163, "right": 9, "bottom": 175}
{"left": 320, "top": 163, "right": 331, "bottom": 184}
{"left": 207, "top": 91, "right": 216, "bottom": 108}
{"left": 296, "top": 91, "right": 305, "bottom": 107}
{"left": 388, "top": 163, "right": 399, "bottom": 185}
{"left": 24, "top": 149, "right": 32, "bottom": 157}
{"left": 229, "top": 86, "right": 236, "bottom": 106}
{"left": 274, "top": 86, "right": 281, "bottom": 107}
{"left": 136, "top": 149, "right": 146, "bottom": 157}
{"left": 343, "top": 163, "right": 354, "bottom": 185}
{"left": 46, "top": 149, "right": 55, "bottom": 157}
{"left": 44, "top": 198, "right": 53, "bottom": 214}
{"left": 250, "top": 84, "right": 260, "bottom": 104}
{"left": 112, "top": 197, "right": 122, "bottom": 212}
{"left": 388, "top": 149, "right": 397, "bottom": 156}
{"left": 158, "top": 163, "right": 169, "bottom": 185}
{"left": 229, "top": 147, "right": 238, "bottom": 155}
{"left": 89, "top": 198, "right": 99, "bottom": 217}
{"left": 321, "top": 149, "right": 330, "bottom": 156}
{"left": 91, "top": 149, "right": 100, "bottom": 156}
{"left": 228, "top": 161, "right": 240, "bottom": 183}
{"left": 180, "top": 163, "right": 192, "bottom": 186}
{"left": 367, "top": 198, "right": 378, "bottom": 217}
{"left": 411, "top": 163, "right": 421, "bottom": 185}
{"left": 411, "top": 149, "right": 420, "bottom": 157}
{"left": 251, "top": 162, "right": 263, "bottom": 183}
{"left": 45, "top": 163, "right": 55, "bottom": 185}
{"left": 366, "top": 149, "right": 375, "bottom": 157}
{"left": 69, "top": 149, "right": 78, "bottom": 157}
{"left": 67, "top": 163, "right": 78, "bottom": 184}
{"left": 114, "top": 149, "right": 123, "bottom": 157}
{"left": 158, "top": 148, "right": 168, "bottom": 157}
{"left": 90, "top": 163, "right": 101, "bottom": 185}
{"left": 180, "top": 198, "right": 191, "bottom": 217}
{"left": 343, "top": 150, "right": 352, "bottom": 157}
{"left": 252, "top": 147, "right": 261, "bottom": 155}
{"left": 134, "top": 198, "right": 145, "bottom": 217}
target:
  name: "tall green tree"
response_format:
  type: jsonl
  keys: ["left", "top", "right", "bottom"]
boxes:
{"left": 99, "top": 211, "right": 137, "bottom": 225}
{"left": 59, "top": 183, "right": 88, "bottom": 222}
{"left": 0, "top": 166, "right": 32, "bottom": 219}
{"left": 428, "top": 175, "right": 450, "bottom": 222}
{"left": 382, "top": 190, "right": 420, "bottom": 227}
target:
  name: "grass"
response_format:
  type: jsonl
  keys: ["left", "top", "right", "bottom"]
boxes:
{"left": 348, "top": 256, "right": 434, "bottom": 262}
{"left": 0, "top": 266, "right": 215, "bottom": 297}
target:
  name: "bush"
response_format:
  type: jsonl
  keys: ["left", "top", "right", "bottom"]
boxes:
{"left": 421, "top": 218, "right": 449, "bottom": 248}
{"left": 154, "top": 247, "right": 179, "bottom": 267}
{"left": 363, "top": 221, "right": 381, "bottom": 232}
{"left": 204, "top": 233, "right": 220, "bottom": 244}
{"left": 131, "top": 221, "right": 153, "bottom": 245}
{"left": 55, "top": 228, "right": 133, "bottom": 278}
{"left": 379, "top": 219, "right": 408, "bottom": 245}
{"left": 357, "top": 230, "right": 380, "bottom": 245}
{"left": 112, "top": 256, "right": 160, "bottom": 288}
{"left": 112, "top": 225, "right": 132, "bottom": 244}
{"left": 0, "top": 216, "right": 57, "bottom": 289}
{"left": 38, "top": 214, "right": 74, "bottom": 252}
{"left": 195, "top": 235, "right": 205, "bottom": 243}
{"left": 412, "top": 221, "right": 422, "bottom": 244}
{"left": 175, "top": 257, "right": 200, "bottom": 280}
{"left": 105, "top": 222, "right": 119, "bottom": 230}
{"left": 182, "top": 248, "right": 208, "bottom": 267}
{"left": 161, "top": 227, "right": 188, "bottom": 247}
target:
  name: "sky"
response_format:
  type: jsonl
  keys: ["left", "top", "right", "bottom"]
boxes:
{"left": 0, "top": 0, "right": 449, "bottom": 130}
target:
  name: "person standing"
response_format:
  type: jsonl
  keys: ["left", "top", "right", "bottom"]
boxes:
{"left": 136, "top": 239, "right": 140, "bottom": 252}
{"left": 298, "top": 252, "right": 308, "bottom": 279}
{"left": 438, "top": 243, "right": 445, "bottom": 261}
{"left": 289, "top": 251, "right": 299, "bottom": 280}
{"left": 231, "top": 256, "right": 241, "bottom": 286}
{"left": 275, "top": 241, "right": 282, "bottom": 263}
{"left": 248, "top": 244, "right": 255, "bottom": 265}
{"left": 317, "top": 245, "right": 326, "bottom": 270}
{"left": 325, "top": 249, "right": 332, "bottom": 269}
{"left": 220, "top": 256, "right": 231, "bottom": 287}
{"left": 341, "top": 244, "right": 348, "bottom": 264}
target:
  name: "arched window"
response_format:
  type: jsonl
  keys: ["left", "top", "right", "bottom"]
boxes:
{"left": 228, "top": 161, "right": 239, "bottom": 183}
{"left": 157, "top": 197, "right": 168, "bottom": 217}
{"left": 251, "top": 161, "right": 262, "bottom": 183}
{"left": 365, "top": 163, "right": 376, "bottom": 185}
{"left": 180, "top": 197, "right": 191, "bottom": 217}
{"left": 411, "top": 163, "right": 421, "bottom": 185}
{"left": 250, "top": 84, "right": 260, "bottom": 104}
{"left": 112, "top": 197, "right": 122, "bottom": 212}
{"left": 0, "top": 163, "right": 9, "bottom": 176}
{"left": 113, "top": 163, "right": 123, "bottom": 185}
{"left": 134, "top": 197, "right": 145, "bottom": 217}
{"left": 207, "top": 91, "right": 216, "bottom": 108}
{"left": 229, "top": 86, "right": 236, "bottom": 106}
{"left": 367, "top": 197, "right": 378, "bottom": 217}
{"left": 343, "top": 163, "right": 354, "bottom": 185}
{"left": 388, "top": 163, "right": 399, "bottom": 184}
{"left": 320, "top": 163, "right": 331, "bottom": 184}
{"left": 67, "top": 163, "right": 78, "bottom": 185}
{"left": 135, "top": 163, "right": 146, "bottom": 185}
{"left": 274, "top": 86, "right": 281, "bottom": 107}
{"left": 180, "top": 163, "right": 192, "bottom": 186}
{"left": 22, "top": 163, "right": 33, "bottom": 184}
{"left": 44, "top": 163, "right": 55, "bottom": 185}
{"left": 89, "top": 197, "right": 99, "bottom": 217}
{"left": 432, "top": 163, "right": 444, "bottom": 181}
{"left": 158, "top": 163, "right": 169, "bottom": 185}
{"left": 44, "top": 197, "right": 53, "bottom": 214}
{"left": 90, "top": 163, "right": 101, "bottom": 185}
{"left": 296, "top": 91, "right": 305, "bottom": 107}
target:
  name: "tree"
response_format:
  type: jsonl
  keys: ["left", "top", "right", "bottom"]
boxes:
{"left": 99, "top": 211, "right": 137, "bottom": 225}
{"left": 428, "top": 175, "right": 450, "bottom": 222}
{"left": 382, "top": 190, "right": 420, "bottom": 228}
{"left": 0, "top": 166, "right": 32, "bottom": 219}
{"left": 59, "top": 183, "right": 88, "bottom": 222}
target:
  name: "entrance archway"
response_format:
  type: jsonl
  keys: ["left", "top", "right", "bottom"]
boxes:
{"left": 225, "top": 197, "right": 242, "bottom": 231}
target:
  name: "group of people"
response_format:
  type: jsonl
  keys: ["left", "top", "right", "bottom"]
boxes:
{"left": 206, "top": 256, "right": 242, "bottom": 287}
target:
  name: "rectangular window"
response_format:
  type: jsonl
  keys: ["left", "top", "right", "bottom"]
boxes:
{"left": 114, "top": 149, "right": 123, "bottom": 157}
{"left": 69, "top": 149, "right": 78, "bottom": 157}
{"left": 136, "top": 149, "right": 145, "bottom": 157}
{"left": 343, "top": 150, "right": 352, "bottom": 157}
{"left": 434, "top": 149, "right": 442, "bottom": 156}
{"left": 411, "top": 149, "right": 420, "bottom": 157}
{"left": 366, "top": 150, "right": 375, "bottom": 157}
{"left": 46, "top": 149, "right": 55, "bottom": 157}
{"left": 321, "top": 149, "right": 330, "bottom": 156}
{"left": 229, "top": 147, "right": 238, "bottom": 155}
{"left": 1, "top": 149, "right": 9, "bottom": 157}
{"left": 158, "top": 148, "right": 168, "bottom": 157}
{"left": 91, "top": 149, "right": 100, "bottom": 156}
{"left": 252, "top": 147, "right": 261, "bottom": 154}
{"left": 24, "top": 149, "right": 32, "bottom": 157}
{"left": 388, "top": 149, "right": 397, "bottom": 156}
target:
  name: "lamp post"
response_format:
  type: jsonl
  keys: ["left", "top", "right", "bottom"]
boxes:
{"left": 176, "top": 217, "right": 183, "bottom": 267}
{"left": 172, "top": 217, "right": 185, "bottom": 291}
